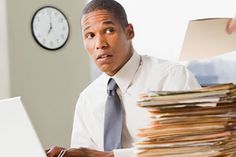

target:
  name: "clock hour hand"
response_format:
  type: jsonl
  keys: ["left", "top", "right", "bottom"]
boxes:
{"left": 48, "top": 15, "right": 53, "bottom": 34}
{"left": 48, "top": 24, "right": 52, "bottom": 34}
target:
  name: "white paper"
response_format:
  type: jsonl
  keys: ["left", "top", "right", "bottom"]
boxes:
{"left": 179, "top": 18, "right": 236, "bottom": 61}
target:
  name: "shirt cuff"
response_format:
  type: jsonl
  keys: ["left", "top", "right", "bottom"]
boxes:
{"left": 113, "top": 147, "right": 137, "bottom": 157}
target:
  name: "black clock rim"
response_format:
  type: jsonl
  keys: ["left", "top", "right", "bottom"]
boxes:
{"left": 31, "top": 6, "right": 70, "bottom": 51}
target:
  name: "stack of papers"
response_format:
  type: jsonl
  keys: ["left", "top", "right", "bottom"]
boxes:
{"left": 134, "top": 83, "right": 236, "bottom": 157}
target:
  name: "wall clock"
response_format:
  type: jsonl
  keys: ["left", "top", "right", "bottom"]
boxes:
{"left": 31, "top": 6, "right": 70, "bottom": 50}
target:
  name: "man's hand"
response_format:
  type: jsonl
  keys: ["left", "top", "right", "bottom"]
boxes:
{"left": 46, "top": 146, "right": 66, "bottom": 157}
{"left": 46, "top": 146, "right": 114, "bottom": 157}
{"left": 226, "top": 18, "right": 236, "bottom": 34}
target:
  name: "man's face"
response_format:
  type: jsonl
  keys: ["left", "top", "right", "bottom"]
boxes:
{"left": 81, "top": 10, "right": 134, "bottom": 76}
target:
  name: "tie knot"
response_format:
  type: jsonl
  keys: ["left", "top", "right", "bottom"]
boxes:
{"left": 107, "top": 78, "right": 118, "bottom": 94}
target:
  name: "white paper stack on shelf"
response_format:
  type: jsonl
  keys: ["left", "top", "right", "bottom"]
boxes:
{"left": 135, "top": 83, "right": 236, "bottom": 157}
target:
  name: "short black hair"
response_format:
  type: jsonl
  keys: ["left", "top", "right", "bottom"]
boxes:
{"left": 82, "top": 0, "right": 128, "bottom": 29}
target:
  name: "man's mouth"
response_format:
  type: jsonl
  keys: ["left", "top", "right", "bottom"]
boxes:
{"left": 97, "top": 54, "right": 112, "bottom": 60}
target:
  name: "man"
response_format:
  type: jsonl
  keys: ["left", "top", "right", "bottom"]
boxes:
{"left": 47, "top": 0, "right": 236, "bottom": 157}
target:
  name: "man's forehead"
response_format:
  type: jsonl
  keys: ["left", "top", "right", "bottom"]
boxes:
{"left": 82, "top": 20, "right": 115, "bottom": 32}
{"left": 81, "top": 10, "right": 117, "bottom": 30}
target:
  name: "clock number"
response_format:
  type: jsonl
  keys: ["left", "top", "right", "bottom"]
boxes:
{"left": 58, "top": 18, "right": 64, "bottom": 23}
{"left": 54, "top": 11, "right": 58, "bottom": 17}
{"left": 60, "top": 34, "right": 65, "bottom": 39}
{"left": 50, "top": 41, "right": 54, "bottom": 47}
{"left": 47, "top": 9, "right": 52, "bottom": 15}
{"left": 41, "top": 10, "right": 45, "bottom": 15}
{"left": 42, "top": 38, "right": 46, "bottom": 44}
{"left": 34, "top": 24, "right": 38, "bottom": 30}
{"left": 36, "top": 16, "right": 40, "bottom": 22}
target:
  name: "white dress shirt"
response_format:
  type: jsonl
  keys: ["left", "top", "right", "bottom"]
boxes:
{"left": 71, "top": 51, "right": 201, "bottom": 157}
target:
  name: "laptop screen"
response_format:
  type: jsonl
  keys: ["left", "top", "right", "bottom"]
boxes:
{"left": 0, "top": 97, "right": 47, "bottom": 157}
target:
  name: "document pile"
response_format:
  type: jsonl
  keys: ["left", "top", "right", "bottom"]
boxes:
{"left": 135, "top": 83, "right": 236, "bottom": 157}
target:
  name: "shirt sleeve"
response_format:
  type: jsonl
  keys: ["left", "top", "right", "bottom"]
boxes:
{"left": 113, "top": 148, "right": 137, "bottom": 157}
{"left": 162, "top": 65, "right": 201, "bottom": 91}
{"left": 70, "top": 93, "right": 98, "bottom": 149}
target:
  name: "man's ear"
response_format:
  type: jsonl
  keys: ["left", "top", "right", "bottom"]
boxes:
{"left": 126, "top": 24, "right": 135, "bottom": 39}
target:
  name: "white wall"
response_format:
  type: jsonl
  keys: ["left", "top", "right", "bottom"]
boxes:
{"left": 0, "top": 0, "right": 10, "bottom": 99}
{"left": 117, "top": 0, "right": 236, "bottom": 61}
{"left": 6, "top": 0, "right": 90, "bottom": 148}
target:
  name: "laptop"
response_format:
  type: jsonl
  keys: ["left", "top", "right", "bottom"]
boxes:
{"left": 0, "top": 97, "right": 47, "bottom": 157}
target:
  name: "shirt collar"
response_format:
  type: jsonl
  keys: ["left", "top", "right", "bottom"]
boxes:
{"left": 103, "top": 51, "right": 141, "bottom": 94}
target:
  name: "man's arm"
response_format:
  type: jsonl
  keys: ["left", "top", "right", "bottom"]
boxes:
{"left": 162, "top": 65, "right": 201, "bottom": 91}
{"left": 71, "top": 93, "right": 98, "bottom": 148}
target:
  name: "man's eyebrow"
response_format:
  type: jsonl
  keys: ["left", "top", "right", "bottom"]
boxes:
{"left": 102, "top": 20, "right": 115, "bottom": 25}
{"left": 83, "top": 20, "right": 115, "bottom": 32}
{"left": 83, "top": 26, "right": 91, "bottom": 32}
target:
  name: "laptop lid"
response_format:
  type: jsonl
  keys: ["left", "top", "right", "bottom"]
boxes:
{"left": 0, "top": 97, "right": 47, "bottom": 157}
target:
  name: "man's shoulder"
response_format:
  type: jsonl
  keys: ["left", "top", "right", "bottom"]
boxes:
{"left": 139, "top": 54, "right": 200, "bottom": 90}
{"left": 141, "top": 55, "right": 183, "bottom": 71}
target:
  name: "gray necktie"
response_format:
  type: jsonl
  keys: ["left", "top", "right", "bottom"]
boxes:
{"left": 103, "top": 78, "right": 123, "bottom": 151}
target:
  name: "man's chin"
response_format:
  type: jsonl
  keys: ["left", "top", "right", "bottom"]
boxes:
{"left": 100, "top": 68, "right": 116, "bottom": 76}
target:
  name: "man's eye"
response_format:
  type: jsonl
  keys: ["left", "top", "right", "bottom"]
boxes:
{"left": 105, "top": 28, "right": 115, "bottom": 34}
{"left": 86, "top": 33, "right": 95, "bottom": 39}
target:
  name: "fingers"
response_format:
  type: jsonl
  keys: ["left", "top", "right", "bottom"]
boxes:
{"left": 45, "top": 148, "right": 50, "bottom": 154}
{"left": 226, "top": 18, "right": 236, "bottom": 34}
{"left": 45, "top": 147, "right": 114, "bottom": 157}
{"left": 46, "top": 146, "right": 66, "bottom": 157}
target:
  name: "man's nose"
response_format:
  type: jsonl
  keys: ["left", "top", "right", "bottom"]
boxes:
{"left": 95, "top": 36, "right": 109, "bottom": 50}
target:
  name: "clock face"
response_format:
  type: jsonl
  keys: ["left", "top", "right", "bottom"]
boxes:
{"left": 31, "top": 6, "right": 70, "bottom": 50}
